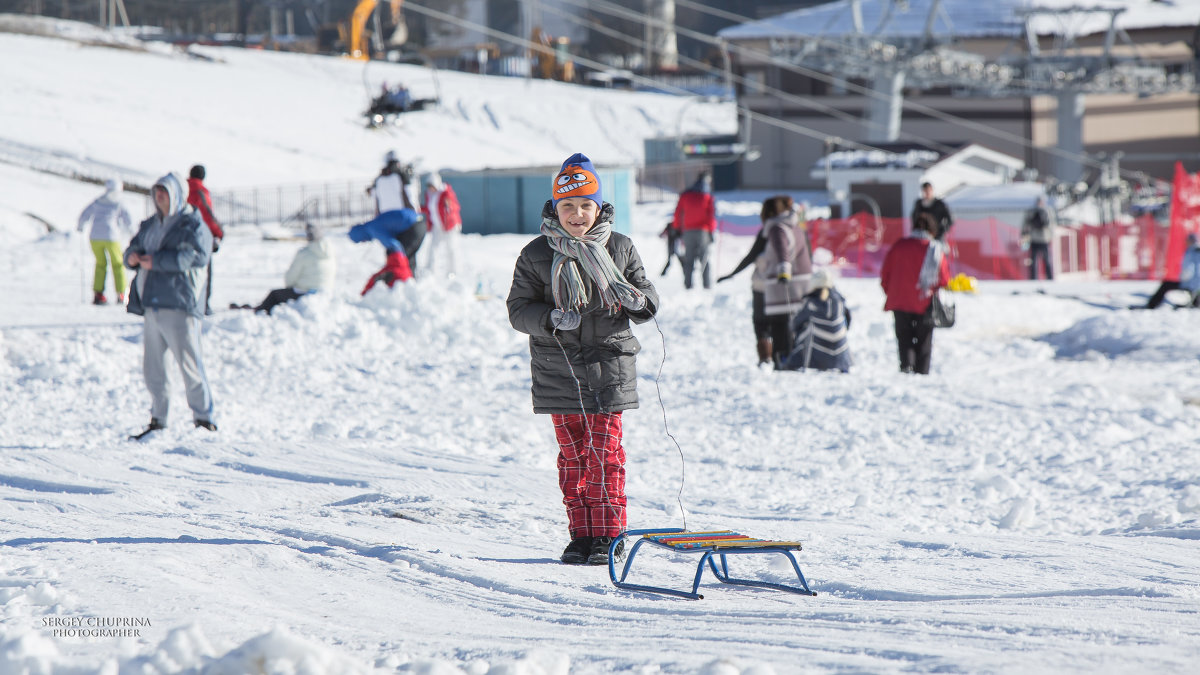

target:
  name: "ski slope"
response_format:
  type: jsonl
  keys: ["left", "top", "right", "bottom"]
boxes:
{"left": 2, "top": 16, "right": 1200, "bottom": 675}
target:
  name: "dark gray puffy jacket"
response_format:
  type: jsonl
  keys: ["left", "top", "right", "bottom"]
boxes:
{"left": 507, "top": 203, "right": 659, "bottom": 414}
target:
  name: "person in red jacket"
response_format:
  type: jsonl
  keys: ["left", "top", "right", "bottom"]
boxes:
{"left": 672, "top": 171, "right": 716, "bottom": 289}
{"left": 880, "top": 213, "right": 951, "bottom": 374}
{"left": 187, "top": 165, "right": 223, "bottom": 315}
{"left": 420, "top": 172, "right": 463, "bottom": 279}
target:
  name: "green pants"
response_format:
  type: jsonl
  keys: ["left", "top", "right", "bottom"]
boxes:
{"left": 90, "top": 239, "right": 126, "bottom": 295}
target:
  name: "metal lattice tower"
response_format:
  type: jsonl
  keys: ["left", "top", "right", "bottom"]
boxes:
{"left": 767, "top": 0, "right": 1198, "bottom": 182}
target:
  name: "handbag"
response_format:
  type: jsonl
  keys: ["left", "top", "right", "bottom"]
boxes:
{"left": 931, "top": 289, "right": 956, "bottom": 328}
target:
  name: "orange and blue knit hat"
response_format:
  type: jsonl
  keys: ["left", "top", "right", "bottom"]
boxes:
{"left": 552, "top": 153, "right": 602, "bottom": 209}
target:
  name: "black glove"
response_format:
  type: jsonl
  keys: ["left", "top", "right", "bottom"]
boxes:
{"left": 550, "top": 309, "right": 581, "bottom": 331}
{"left": 212, "top": 237, "right": 222, "bottom": 253}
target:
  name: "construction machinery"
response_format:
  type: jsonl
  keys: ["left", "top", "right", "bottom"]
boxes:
{"left": 347, "top": 0, "right": 405, "bottom": 61}
{"left": 530, "top": 26, "right": 574, "bottom": 82}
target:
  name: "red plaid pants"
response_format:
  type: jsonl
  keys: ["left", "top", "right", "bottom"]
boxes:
{"left": 552, "top": 412, "right": 626, "bottom": 538}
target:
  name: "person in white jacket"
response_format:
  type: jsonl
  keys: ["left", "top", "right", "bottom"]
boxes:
{"left": 420, "top": 172, "right": 463, "bottom": 279}
{"left": 231, "top": 223, "right": 337, "bottom": 314}
{"left": 77, "top": 178, "right": 134, "bottom": 305}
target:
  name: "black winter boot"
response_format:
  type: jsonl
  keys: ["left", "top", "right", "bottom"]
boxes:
{"left": 130, "top": 418, "right": 165, "bottom": 441}
{"left": 560, "top": 537, "right": 592, "bottom": 565}
{"left": 588, "top": 536, "right": 624, "bottom": 565}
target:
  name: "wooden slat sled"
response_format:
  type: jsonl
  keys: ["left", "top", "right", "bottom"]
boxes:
{"left": 607, "top": 528, "right": 817, "bottom": 600}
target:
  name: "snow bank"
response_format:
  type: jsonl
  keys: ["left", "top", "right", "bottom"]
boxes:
{"left": 1043, "top": 311, "right": 1200, "bottom": 362}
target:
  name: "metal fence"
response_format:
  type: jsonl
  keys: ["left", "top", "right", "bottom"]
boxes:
{"left": 206, "top": 167, "right": 734, "bottom": 233}
{"left": 210, "top": 178, "right": 378, "bottom": 232}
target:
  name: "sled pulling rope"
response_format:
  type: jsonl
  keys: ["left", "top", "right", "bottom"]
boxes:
{"left": 607, "top": 528, "right": 816, "bottom": 600}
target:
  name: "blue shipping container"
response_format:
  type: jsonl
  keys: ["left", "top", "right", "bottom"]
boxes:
{"left": 440, "top": 165, "right": 634, "bottom": 236}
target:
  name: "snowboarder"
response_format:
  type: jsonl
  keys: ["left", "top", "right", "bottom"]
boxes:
{"left": 507, "top": 153, "right": 659, "bottom": 566}
{"left": 124, "top": 172, "right": 216, "bottom": 437}
{"left": 77, "top": 178, "right": 133, "bottom": 305}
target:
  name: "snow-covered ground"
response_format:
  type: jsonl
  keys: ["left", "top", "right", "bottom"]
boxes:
{"left": 2, "top": 18, "right": 1200, "bottom": 675}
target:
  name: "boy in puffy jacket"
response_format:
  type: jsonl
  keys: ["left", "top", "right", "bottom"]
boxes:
{"left": 507, "top": 153, "right": 659, "bottom": 566}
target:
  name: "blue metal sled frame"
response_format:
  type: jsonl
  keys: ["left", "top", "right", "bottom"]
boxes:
{"left": 608, "top": 528, "right": 817, "bottom": 600}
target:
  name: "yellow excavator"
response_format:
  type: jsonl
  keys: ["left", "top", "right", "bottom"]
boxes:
{"left": 530, "top": 26, "right": 574, "bottom": 82}
{"left": 347, "top": 0, "right": 405, "bottom": 61}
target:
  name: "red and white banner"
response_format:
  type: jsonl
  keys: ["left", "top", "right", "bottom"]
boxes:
{"left": 1164, "top": 161, "right": 1200, "bottom": 280}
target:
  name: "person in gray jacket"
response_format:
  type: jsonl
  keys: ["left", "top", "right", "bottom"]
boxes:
{"left": 507, "top": 153, "right": 659, "bottom": 567}
{"left": 77, "top": 178, "right": 133, "bottom": 305}
{"left": 124, "top": 172, "right": 216, "bottom": 438}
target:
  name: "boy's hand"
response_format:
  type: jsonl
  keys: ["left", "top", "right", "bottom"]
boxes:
{"left": 550, "top": 309, "right": 581, "bottom": 331}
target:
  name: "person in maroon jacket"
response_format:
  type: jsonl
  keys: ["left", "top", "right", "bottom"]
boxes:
{"left": 880, "top": 213, "right": 951, "bottom": 374}
{"left": 672, "top": 171, "right": 716, "bottom": 289}
{"left": 187, "top": 165, "right": 223, "bottom": 315}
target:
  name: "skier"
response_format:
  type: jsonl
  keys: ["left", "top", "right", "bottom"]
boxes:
{"left": 77, "top": 178, "right": 133, "bottom": 305}
{"left": 186, "top": 164, "right": 224, "bottom": 315}
{"left": 124, "top": 172, "right": 216, "bottom": 437}
{"left": 507, "top": 153, "right": 659, "bottom": 566}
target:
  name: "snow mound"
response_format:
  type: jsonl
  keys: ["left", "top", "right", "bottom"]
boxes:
{"left": 1042, "top": 312, "right": 1200, "bottom": 362}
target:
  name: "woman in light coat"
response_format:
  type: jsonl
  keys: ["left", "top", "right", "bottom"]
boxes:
{"left": 757, "top": 195, "right": 812, "bottom": 369}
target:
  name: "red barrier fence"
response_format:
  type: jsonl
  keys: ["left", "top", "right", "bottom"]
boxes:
{"left": 720, "top": 212, "right": 1167, "bottom": 281}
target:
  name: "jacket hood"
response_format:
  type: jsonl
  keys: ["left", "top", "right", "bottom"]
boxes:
{"left": 309, "top": 238, "right": 333, "bottom": 257}
{"left": 153, "top": 172, "right": 189, "bottom": 217}
{"left": 765, "top": 208, "right": 800, "bottom": 229}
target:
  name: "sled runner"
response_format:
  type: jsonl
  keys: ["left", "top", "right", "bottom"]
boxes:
{"left": 607, "top": 528, "right": 817, "bottom": 600}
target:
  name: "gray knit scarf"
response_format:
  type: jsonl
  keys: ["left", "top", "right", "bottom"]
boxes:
{"left": 916, "top": 231, "right": 946, "bottom": 291}
{"left": 540, "top": 204, "right": 645, "bottom": 312}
